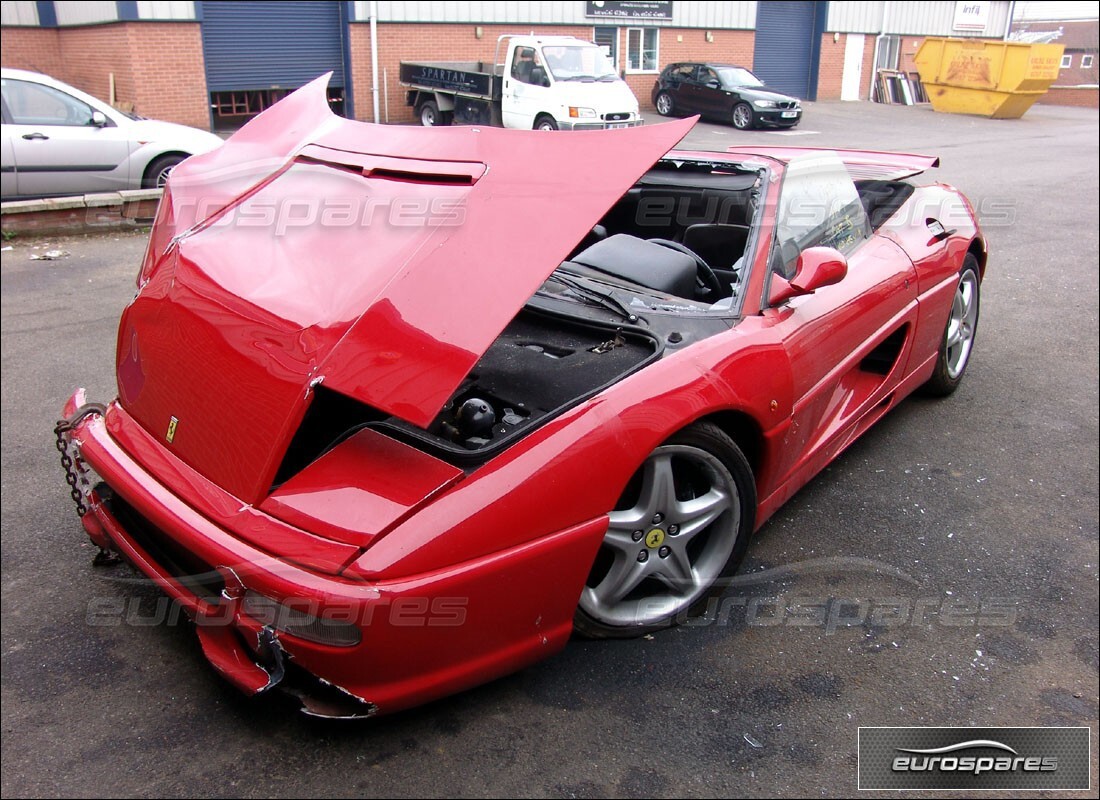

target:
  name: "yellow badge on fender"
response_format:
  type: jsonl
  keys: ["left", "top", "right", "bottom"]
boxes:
{"left": 166, "top": 416, "right": 178, "bottom": 443}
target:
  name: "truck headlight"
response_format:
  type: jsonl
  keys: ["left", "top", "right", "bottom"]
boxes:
{"left": 753, "top": 99, "right": 777, "bottom": 108}
{"left": 569, "top": 107, "right": 598, "bottom": 118}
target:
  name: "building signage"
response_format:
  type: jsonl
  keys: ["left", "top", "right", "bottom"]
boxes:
{"left": 585, "top": 1, "right": 673, "bottom": 20}
{"left": 953, "top": 1, "right": 990, "bottom": 32}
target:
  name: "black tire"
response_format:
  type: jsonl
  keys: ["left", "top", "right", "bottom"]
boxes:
{"left": 534, "top": 114, "right": 559, "bottom": 131}
{"left": 731, "top": 102, "right": 754, "bottom": 130}
{"left": 418, "top": 100, "right": 449, "bottom": 126}
{"left": 655, "top": 91, "right": 675, "bottom": 117}
{"left": 574, "top": 421, "right": 756, "bottom": 639}
{"left": 142, "top": 154, "right": 186, "bottom": 189}
{"left": 922, "top": 254, "right": 981, "bottom": 397}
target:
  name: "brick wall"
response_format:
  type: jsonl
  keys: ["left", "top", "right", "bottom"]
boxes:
{"left": 1036, "top": 85, "right": 1100, "bottom": 107}
{"left": 817, "top": 32, "right": 845, "bottom": 100}
{"left": 349, "top": 22, "right": 754, "bottom": 124}
{"left": 1, "top": 23, "right": 209, "bottom": 129}
{"left": 0, "top": 26, "right": 63, "bottom": 77}
{"left": 126, "top": 23, "right": 210, "bottom": 129}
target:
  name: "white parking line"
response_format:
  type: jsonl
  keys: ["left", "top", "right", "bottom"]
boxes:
{"left": 768, "top": 129, "right": 819, "bottom": 136}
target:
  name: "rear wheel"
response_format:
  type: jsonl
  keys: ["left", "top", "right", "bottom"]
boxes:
{"left": 655, "top": 91, "right": 675, "bottom": 116}
{"left": 534, "top": 114, "right": 559, "bottom": 131}
{"left": 418, "top": 100, "right": 449, "bottom": 127}
{"left": 922, "top": 254, "right": 981, "bottom": 396}
{"left": 731, "top": 102, "right": 754, "bottom": 130}
{"left": 574, "top": 422, "right": 755, "bottom": 639}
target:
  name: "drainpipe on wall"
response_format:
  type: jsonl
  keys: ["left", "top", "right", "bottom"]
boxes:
{"left": 1003, "top": 0, "right": 1016, "bottom": 39}
{"left": 868, "top": 1, "right": 891, "bottom": 101}
{"left": 370, "top": 0, "right": 380, "bottom": 123}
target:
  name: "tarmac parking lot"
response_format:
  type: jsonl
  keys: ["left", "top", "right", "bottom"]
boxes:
{"left": 2, "top": 99, "right": 1097, "bottom": 798}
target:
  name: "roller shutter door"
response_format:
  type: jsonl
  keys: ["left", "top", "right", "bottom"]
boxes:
{"left": 752, "top": 1, "right": 821, "bottom": 99}
{"left": 201, "top": 1, "right": 346, "bottom": 92}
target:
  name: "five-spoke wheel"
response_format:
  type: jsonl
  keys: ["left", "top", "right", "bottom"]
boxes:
{"left": 575, "top": 422, "right": 754, "bottom": 638}
{"left": 923, "top": 253, "right": 981, "bottom": 396}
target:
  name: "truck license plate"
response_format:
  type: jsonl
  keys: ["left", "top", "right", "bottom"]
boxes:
{"left": 607, "top": 122, "right": 630, "bottom": 129}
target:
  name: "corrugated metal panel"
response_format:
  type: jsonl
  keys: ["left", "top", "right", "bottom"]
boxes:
{"left": 137, "top": 1, "right": 197, "bottom": 20}
{"left": 1, "top": 1, "right": 39, "bottom": 26}
{"left": 54, "top": 0, "right": 119, "bottom": 25}
{"left": 202, "top": 1, "right": 346, "bottom": 90}
{"left": 829, "top": 1, "right": 1012, "bottom": 37}
{"left": 361, "top": 1, "right": 757, "bottom": 28}
{"left": 754, "top": 1, "right": 818, "bottom": 97}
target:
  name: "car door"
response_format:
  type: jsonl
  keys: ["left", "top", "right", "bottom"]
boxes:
{"left": 501, "top": 46, "right": 550, "bottom": 130}
{"left": 1, "top": 77, "right": 131, "bottom": 197}
{"left": 764, "top": 153, "right": 920, "bottom": 497}
{"left": 693, "top": 66, "right": 726, "bottom": 118}
{"left": 0, "top": 99, "right": 17, "bottom": 199}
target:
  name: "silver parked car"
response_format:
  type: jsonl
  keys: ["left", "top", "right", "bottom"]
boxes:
{"left": 1, "top": 68, "right": 223, "bottom": 199}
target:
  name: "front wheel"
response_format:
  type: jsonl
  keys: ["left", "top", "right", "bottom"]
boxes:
{"left": 534, "top": 114, "right": 559, "bottom": 131}
{"left": 142, "top": 154, "right": 186, "bottom": 189}
{"left": 574, "top": 422, "right": 756, "bottom": 639}
{"left": 731, "top": 103, "right": 754, "bottom": 130}
{"left": 922, "top": 254, "right": 981, "bottom": 396}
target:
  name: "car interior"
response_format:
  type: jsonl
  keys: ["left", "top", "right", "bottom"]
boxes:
{"left": 562, "top": 160, "right": 761, "bottom": 303}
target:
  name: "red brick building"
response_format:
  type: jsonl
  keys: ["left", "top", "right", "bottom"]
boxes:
{"left": 2, "top": 0, "right": 1022, "bottom": 130}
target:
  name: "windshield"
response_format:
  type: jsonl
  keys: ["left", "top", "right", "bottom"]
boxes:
{"left": 542, "top": 45, "right": 618, "bottom": 81}
{"left": 716, "top": 67, "right": 764, "bottom": 88}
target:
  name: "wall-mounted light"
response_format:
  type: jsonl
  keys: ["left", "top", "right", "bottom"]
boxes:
{"left": 833, "top": 31, "right": 840, "bottom": 43}
{"left": 705, "top": 31, "right": 714, "bottom": 43}
{"left": 475, "top": 26, "right": 483, "bottom": 39}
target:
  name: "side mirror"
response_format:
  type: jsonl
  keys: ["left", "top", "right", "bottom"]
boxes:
{"left": 768, "top": 246, "right": 848, "bottom": 305}
{"left": 706, "top": 79, "right": 721, "bottom": 89}
{"left": 90, "top": 110, "right": 108, "bottom": 127}
{"left": 530, "top": 66, "right": 550, "bottom": 87}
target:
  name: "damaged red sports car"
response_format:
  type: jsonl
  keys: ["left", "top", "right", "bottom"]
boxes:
{"left": 56, "top": 76, "right": 985, "bottom": 718}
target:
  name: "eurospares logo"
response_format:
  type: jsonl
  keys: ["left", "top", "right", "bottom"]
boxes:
{"left": 858, "top": 727, "right": 1090, "bottom": 790}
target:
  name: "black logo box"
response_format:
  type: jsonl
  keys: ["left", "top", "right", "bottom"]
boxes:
{"left": 858, "top": 727, "right": 1090, "bottom": 791}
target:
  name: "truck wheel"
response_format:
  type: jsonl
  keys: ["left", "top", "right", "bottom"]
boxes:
{"left": 534, "top": 115, "right": 558, "bottom": 131}
{"left": 418, "top": 100, "right": 448, "bottom": 127}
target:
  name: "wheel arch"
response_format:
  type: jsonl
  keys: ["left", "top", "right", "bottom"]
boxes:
{"left": 692, "top": 409, "right": 765, "bottom": 486}
{"left": 141, "top": 150, "right": 190, "bottom": 186}
{"left": 966, "top": 237, "right": 987, "bottom": 280}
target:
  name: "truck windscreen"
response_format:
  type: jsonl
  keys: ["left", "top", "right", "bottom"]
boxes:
{"left": 541, "top": 46, "right": 618, "bottom": 82}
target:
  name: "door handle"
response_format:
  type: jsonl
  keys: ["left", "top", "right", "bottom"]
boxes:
{"left": 22, "top": 132, "right": 49, "bottom": 141}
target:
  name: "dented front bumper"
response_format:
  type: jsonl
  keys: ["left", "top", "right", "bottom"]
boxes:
{"left": 57, "top": 390, "right": 598, "bottom": 717}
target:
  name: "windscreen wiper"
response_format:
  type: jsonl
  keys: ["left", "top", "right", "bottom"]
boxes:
{"left": 542, "top": 273, "right": 641, "bottom": 324}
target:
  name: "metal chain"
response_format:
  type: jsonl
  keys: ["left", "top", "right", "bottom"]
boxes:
{"left": 53, "top": 403, "right": 107, "bottom": 517}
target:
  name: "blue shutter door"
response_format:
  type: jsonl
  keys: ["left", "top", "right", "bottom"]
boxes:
{"left": 200, "top": 1, "right": 346, "bottom": 91}
{"left": 752, "top": 1, "right": 822, "bottom": 99}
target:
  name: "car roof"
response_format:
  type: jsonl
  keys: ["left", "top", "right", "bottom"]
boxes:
{"left": 667, "top": 63, "right": 751, "bottom": 70}
{"left": 0, "top": 67, "right": 50, "bottom": 81}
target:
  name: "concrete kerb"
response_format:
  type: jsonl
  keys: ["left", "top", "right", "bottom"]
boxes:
{"left": 1, "top": 189, "right": 162, "bottom": 237}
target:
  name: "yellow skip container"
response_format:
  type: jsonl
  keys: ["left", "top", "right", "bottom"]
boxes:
{"left": 914, "top": 37, "right": 1065, "bottom": 119}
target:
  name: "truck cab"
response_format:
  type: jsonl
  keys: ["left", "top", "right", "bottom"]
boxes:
{"left": 499, "top": 35, "right": 641, "bottom": 130}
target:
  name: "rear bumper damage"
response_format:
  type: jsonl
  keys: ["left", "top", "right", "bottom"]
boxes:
{"left": 58, "top": 390, "right": 600, "bottom": 718}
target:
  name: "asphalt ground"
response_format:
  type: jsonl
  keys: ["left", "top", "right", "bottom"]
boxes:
{"left": 2, "top": 99, "right": 1098, "bottom": 798}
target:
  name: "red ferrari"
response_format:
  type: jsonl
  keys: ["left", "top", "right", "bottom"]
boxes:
{"left": 56, "top": 77, "right": 985, "bottom": 718}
